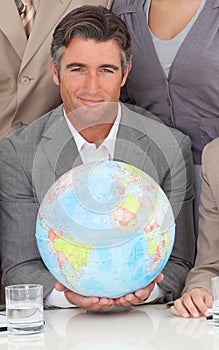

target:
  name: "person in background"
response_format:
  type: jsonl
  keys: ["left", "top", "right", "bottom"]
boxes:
{"left": 0, "top": 5, "right": 195, "bottom": 311}
{"left": 170, "top": 138, "right": 219, "bottom": 318}
{"left": 0, "top": 0, "right": 113, "bottom": 138}
{"left": 0, "top": 0, "right": 113, "bottom": 306}
{"left": 111, "top": 0, "right": 218, "bottom": 234}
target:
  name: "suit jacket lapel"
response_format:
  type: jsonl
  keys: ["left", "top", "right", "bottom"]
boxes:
{"left": 41, "top": 106, "right": 82, "bottom": 180}
{"left": 0, "top": 1, "right": 26, "bottom": 60}
{"left": 34, "top": 103, "right": 150, "bottom": 203}
{"left": 32, "top": 105, "right": 83, "bottom": 204}
{"left": 45, "top": 103, "right": 151, "bottom": 177}
{"left": 115, "top": 104, "right": 150, "bottom": 171}
{"left": 21, "top": 0, "right": 72, "bottom": 70}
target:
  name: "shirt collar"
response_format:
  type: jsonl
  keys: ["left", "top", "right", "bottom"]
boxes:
{"left": 64, "top": 103, "right": 121, "bottom": 159}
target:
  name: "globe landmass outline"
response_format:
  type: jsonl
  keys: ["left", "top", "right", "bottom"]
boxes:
{"left": 36, "top": 160, "right": 175, "bottom": 298}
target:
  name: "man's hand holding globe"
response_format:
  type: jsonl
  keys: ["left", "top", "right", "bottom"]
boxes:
{"left": 55, "top": 273, "right": 164, "bottom": 311}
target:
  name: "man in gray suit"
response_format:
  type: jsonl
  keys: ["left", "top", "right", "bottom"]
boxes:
{"left": 0, "top": 5, "right": 195, "bottom": 311}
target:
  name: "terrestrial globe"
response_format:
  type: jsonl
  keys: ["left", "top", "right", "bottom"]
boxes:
{"left": 36, "top": 160, "right": 175, "bottom": 298}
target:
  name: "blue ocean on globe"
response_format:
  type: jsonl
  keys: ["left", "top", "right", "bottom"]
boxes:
{"left": 36, "top": 160, "right": 175, "bottom": 298}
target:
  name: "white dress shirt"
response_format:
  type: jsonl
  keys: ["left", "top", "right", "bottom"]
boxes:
{"left": 64, "top": 103, "right": 121, "bottom": 164}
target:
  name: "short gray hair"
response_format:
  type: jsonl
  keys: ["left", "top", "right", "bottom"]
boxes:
{"left": 51, "top": 5, "right": 132, "bottom": 77}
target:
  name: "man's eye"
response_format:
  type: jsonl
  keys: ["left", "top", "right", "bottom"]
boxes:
{"left": 71, "top": 68, "right": 83, "bottom": 72}
{"left": 100, "top": 68, "right": 113, "bottom": 73}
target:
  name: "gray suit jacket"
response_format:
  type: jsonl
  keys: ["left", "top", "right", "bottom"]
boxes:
{"left": 0, "top": 0, "right": 113, "bottom": 137}
{"left": 0, "top": 103, "right": 195, "bottom": 302}
{"left": 184, "top": 137, "right": 219, "bottom": 293}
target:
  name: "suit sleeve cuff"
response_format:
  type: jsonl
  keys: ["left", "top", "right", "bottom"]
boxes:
{"left": 136, "top": 283, "right": 164, "bottom": 305}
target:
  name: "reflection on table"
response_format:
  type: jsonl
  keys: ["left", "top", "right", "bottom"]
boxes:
{"left": 0, "top": 304, "right": 218, "bottom": 350}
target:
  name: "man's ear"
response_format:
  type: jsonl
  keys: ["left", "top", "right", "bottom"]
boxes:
{"left": 50, "top": 60, "right": 60, "bottom": 86}
{"left": 121, "top": 62, "right": 132, "bottom": 87}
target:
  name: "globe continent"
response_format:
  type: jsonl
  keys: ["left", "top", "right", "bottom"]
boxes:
{"left": 36, "top": 160, "right": 175, "bottom": 298}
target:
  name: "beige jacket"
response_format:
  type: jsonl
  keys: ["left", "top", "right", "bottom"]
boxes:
{"left": 184, "top": 137, "right": 219, "bottom": 293}
{"left": 0, "top": 0, "right": 113, "bottom": 137}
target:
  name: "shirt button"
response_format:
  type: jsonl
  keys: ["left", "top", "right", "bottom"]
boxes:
{"left": 12, "top": 120, "right": 24, "bottom": 129}
{"left": 21, "top": 76, "right": 30, "bottom": 85}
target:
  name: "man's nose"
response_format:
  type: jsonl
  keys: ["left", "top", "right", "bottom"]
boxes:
{"left": 85, "top": 73, "right": 101, "bottom": 94}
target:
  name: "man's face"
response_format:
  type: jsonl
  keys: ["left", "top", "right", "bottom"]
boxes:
{"left": 50, "top": 37, "right": 131, "bottom": 130}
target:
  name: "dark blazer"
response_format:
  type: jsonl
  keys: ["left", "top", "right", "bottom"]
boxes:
{"left": 0, "top": 103, "right": 195, "bottom": 302}
{"left": 112, "top": 0, "right": 219, "bottom": 164}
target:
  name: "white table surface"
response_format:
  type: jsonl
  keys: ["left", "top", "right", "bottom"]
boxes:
{"left": 0, "top": 304, "right": 218, "bottom": 350}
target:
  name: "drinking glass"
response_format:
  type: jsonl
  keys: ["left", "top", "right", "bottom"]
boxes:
{"left": 5, "top": 284, "right": 44, "bottom": 335}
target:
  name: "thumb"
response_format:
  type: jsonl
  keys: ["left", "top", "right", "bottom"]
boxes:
{"left": 55, "top": 281, "right": 68, "bottom": 292}
{"left": 153, "top": 273, "right": 164, "bottom": 283}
